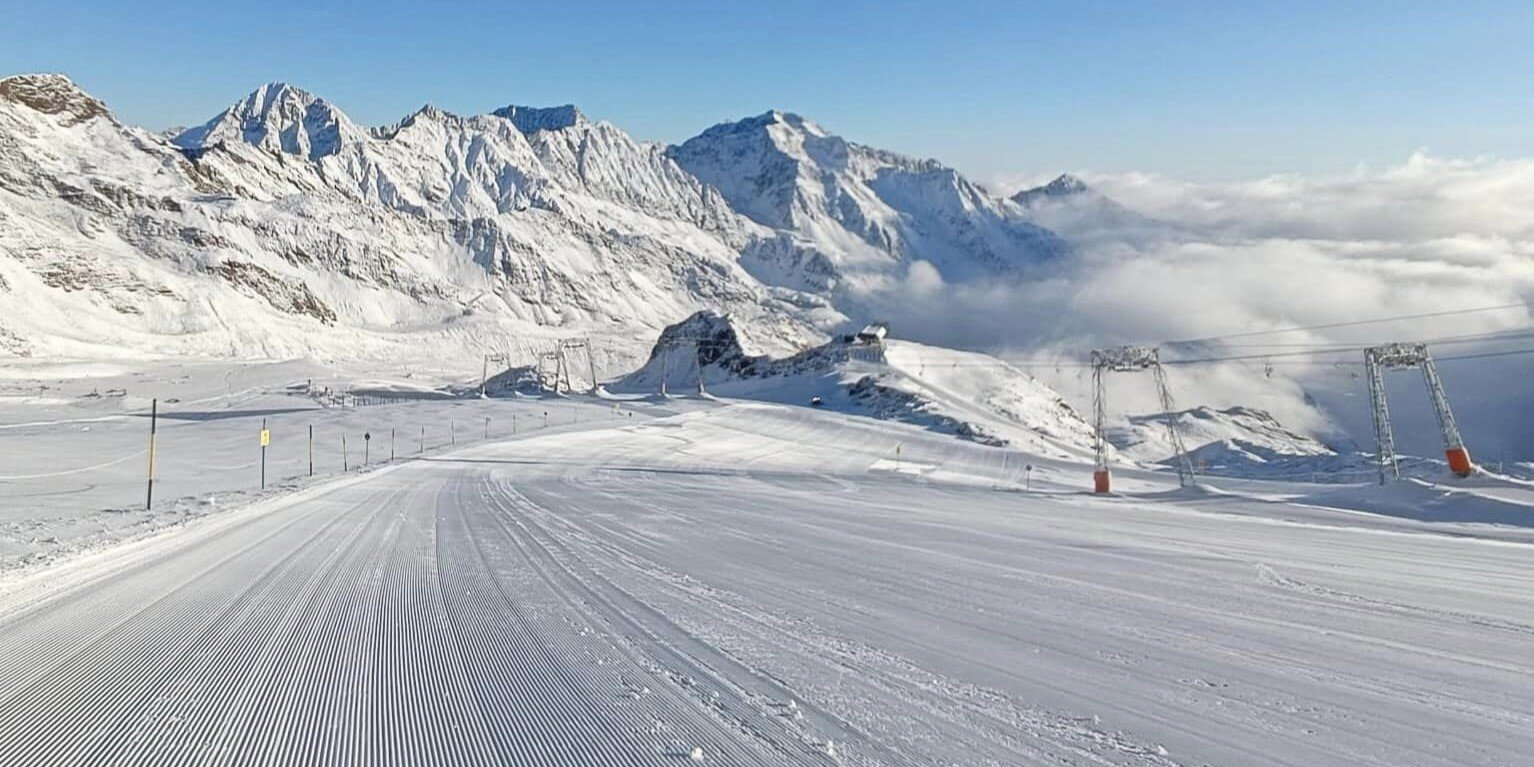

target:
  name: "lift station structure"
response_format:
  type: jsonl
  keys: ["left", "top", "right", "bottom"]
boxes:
{"left": 1090, "top": 346, "right": 1197, "bottom": 493}
{"left": 1363, "top": 342, "right": 1473, "bottom": 484}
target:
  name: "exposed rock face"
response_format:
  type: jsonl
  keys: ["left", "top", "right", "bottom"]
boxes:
{"left": 0, "top": 74, "right": 109, "bottom": 126}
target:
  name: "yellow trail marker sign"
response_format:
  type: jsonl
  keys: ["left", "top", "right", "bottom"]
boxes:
{"left": 260, "top": 429, "right": 271, "bottom": 447}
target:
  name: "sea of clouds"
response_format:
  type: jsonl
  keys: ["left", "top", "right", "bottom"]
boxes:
{"left": 862, "top": 153, "right": 1534, "bottom": 460}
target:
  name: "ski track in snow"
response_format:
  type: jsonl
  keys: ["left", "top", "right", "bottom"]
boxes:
{"left": 0, "top": 402, "right": 1531, "bottom": 765}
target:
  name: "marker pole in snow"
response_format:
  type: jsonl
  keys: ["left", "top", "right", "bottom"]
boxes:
{"left": 586, "top": 337, "right": 600, "bottom": 396}
{"left": 484, "top": 417, "right": 490, "bottom": 440}
{"left": 419, "top": 426, "right": 425, "bottom": 454}
{"left": 145, "top": 398, "right": 158, "bottom": 511}
{"left": 659, "top": 340, "right": 670, "bottom": 397}
{"left": 307, "top": 424, "right": 314, "bottom": 477}
{"left": 259, "top": 418, "right": 268, "bottom": 490}
{"left": 451, "top": 419, "right": 456, "bottom": 446}
{"left": 363, "top": 432, "right": 371, "bottom": 466}
{"left": 1025, "top": 464, "right": 1033, "bottom": 492}
{"left": 342, "top": 435, "right": 348, "bottom": 472}
{"left": 391, "top": 428, "right": 396, "bottom": 461}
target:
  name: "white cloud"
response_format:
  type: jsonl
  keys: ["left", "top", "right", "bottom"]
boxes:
{"left": 881, "top": 153, "right": 1534, "bottom": 458}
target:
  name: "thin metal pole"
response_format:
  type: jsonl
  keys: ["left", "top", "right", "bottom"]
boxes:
{"left": 342, "top": 435, "right": 349, "bottom": 472}
{"left": 484, "top": 417, "right": 490, "bottom": 440}
{"left": 451, "top": 419, "right": 456, "bottom": 446}
{"left": 146, "top": 398, "right": 158, "bottom": 510}
{"left": 308, "top": 424, "right": 314, "bottom": 477}
{"left": 391, "top": 428, "right": 396, "bottom": 461}
{"left": 659, "top": 339, "right": 670, "bottom": 397}
{"left": 587, "top": 336, "right": 599, "bottom": 395}
{"left": 419, "top": 426, "right": 425, "bottom": 454}
{"left": 260, "top": 417, "right": 267, "bottom": 490}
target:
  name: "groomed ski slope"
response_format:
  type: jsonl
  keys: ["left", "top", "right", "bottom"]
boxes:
{"left": 0, "top": 400, "right": 1531, "bottom": 766}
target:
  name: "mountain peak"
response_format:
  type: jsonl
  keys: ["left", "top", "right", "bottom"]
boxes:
{"left": 252, "top": 81, "right": 314, "bottom": 100}
{"left": 1039, "top": 173, "right": 1091, "bottom": 196}
{"left": 1011, "top": 173, "right": 1094, "bottom": 207}
{"left": 173, "top": 81, "right": 363, "bottom": 161}
{"left": 491, "top": 104, "right": 587, "bottom": 134}
{"left": 686, "top": 110, "right": 826, "bottom": 145}
{"left": 0, "top": 73, "right": 110, "bottom": 126}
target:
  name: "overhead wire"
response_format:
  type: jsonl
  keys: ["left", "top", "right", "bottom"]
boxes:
{"left": 1164, "top": 302, "right": 1529, "bottom": 346}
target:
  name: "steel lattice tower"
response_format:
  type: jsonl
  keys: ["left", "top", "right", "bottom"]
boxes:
{"left": 1089, "top": 346, "right": 1196, "bottom": 493}
{"left": 1363, "top": 343, "right": 1472, "bottom": 484}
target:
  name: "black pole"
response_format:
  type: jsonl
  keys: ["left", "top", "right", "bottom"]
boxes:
{"left": 308, "top": 424, "right": 314, "bottom": 477}
{"left": 146, "top": 398, "right": 158, "bottom": 510}
{"left": 260, "top": 417, "right": 267, "bottom": 490}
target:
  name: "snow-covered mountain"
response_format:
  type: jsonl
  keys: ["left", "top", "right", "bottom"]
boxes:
{"left": 1008, "top": 173, "right": 1172, "bottom": 246}
{"left": 0, "top": 75, "right": 816, "bottom": 362}
{"left": 670, "top": 111, "right": 1068, "bottom": 294}
{"left": 172, "top": 82, "right": 368, "bottom": 161}
{"left": 0, "top": 74, "right": 1071, "bottom": 369}
{"left": 1010, "top": 173, "right": 1096, "bottom": 208}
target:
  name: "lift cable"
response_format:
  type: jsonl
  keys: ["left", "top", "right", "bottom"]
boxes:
{"left": 1164, "top": 302, "right": 1528, "bottom": 347}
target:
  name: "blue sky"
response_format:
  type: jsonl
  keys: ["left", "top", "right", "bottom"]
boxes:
{"left": 3, "top": 0, "right": 1531, "bottom": 182}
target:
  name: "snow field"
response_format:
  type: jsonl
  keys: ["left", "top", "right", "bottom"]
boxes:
{"left": 0, "top": 359, "right": 662, "bottom": 571}
{"left": 0, "top": 393, "right": 1531, "bottom": 765}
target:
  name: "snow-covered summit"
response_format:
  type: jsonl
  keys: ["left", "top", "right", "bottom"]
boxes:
{"left": 1011, "top": 173, "right": 1092, "bottom": 207}
{"left": 1007, "top": 171, "right": 1171, "bottom": 246}
{"left": 670, "top": 109, "right": 1067, "bottom": 292}
{"left": 172, "top": 82, "right": 367, "bottom": 160}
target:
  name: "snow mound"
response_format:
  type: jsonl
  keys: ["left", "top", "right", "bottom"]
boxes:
{"left": 613, "top": 312, "right": 1096, "bottom": 454}
{"left": 1112, "top": 406, "right": 1334, "bottom": 466}
{"left": 1302, "top": 478, "right": 1534, "bottom": 527}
